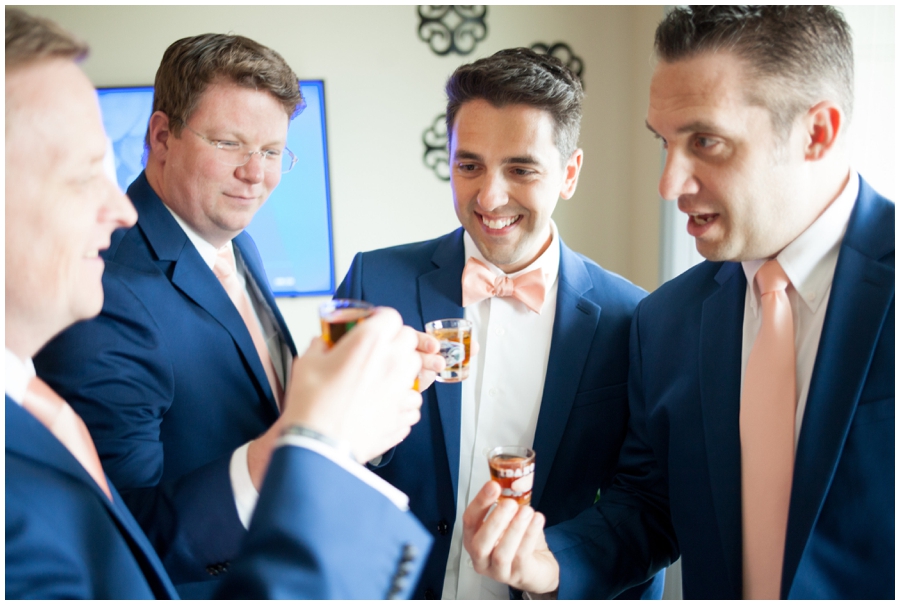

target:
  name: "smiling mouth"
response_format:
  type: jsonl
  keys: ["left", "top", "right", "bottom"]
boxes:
{"left": 479, "top": 214, "right": 521, "bottom": 230}
{"left": 689, "top": 213, "right": 718, "bottom": 225}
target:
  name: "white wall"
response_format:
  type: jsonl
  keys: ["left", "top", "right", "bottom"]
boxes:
{"left": 19, "top": 4, "right": 664, "bottom": 346}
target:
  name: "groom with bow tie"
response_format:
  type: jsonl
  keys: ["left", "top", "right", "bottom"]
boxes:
{"left": 335, "top": 47, "right": 664, "bottom": 600}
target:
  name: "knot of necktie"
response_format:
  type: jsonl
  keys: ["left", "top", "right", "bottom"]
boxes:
{"left": 756, "top": 259, "right": 790, "bottom": 295}
{"left": 461, "top": 257, "right": 546, "bottom": 314}
{"left": 214, "top": 246, "right": 237, "bottom": 283}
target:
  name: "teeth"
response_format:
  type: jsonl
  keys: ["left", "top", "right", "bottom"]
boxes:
{"left": 482, "top": 215, "right": 517, "bottom": 229}
{"left": 691, "top": 214, "right": 711, "bottom": 226}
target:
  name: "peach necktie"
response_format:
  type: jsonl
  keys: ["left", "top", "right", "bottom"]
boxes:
{"left": 22, "top": 376, "right": 113, "bottom": 501}
{"left": 740, "top": 259, "right": 796, "bottom": 599}
{"left": 213, "top": 246, "right": 284, "bottom": 407}
{"left": 461, "top": 257, "right": 546, "bottom": 314}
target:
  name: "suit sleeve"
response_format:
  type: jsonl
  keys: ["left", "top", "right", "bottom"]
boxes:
{"left": 544, "top": 302, "right": 679, "bottom": 598}
{"left": 220, "top": 444, "right": 433, "bottom": 599}
{"left": 33, "top": 273, "right": 245, "bottom": 585}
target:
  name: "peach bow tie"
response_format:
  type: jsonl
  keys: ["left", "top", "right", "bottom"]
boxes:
{"left": 461, "top": 257, "right": 546, "bottom": 314}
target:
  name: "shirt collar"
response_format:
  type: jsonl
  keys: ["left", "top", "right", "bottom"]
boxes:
{"left": 463, "top": 220, "right": 561, "bottom": 305}
{"left": 5, "top": 348, "right": 36, "bottom": 405}
{"left": 162, "top": 203, "right": 225, "bottom": 271}
{"left": 743, "top": 169, "right": 858, "bottom": 314}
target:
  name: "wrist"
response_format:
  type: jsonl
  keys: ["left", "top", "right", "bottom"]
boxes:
{"left": 281, "top": 424, "right": 356, "bottom": 463}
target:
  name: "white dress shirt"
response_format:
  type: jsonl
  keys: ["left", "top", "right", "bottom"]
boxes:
{"left": 740, "top": 171, "right": 858, "bottom": 446}
{"left": 442, "top": 221, "right": 561, "bottom": 600}
{"left": 6, "top": 347, "right": 36, "bottom": 406}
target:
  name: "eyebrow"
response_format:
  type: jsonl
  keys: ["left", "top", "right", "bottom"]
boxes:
{"left": 645, "top": 119, "right": 724, "bottom": 137}
{"left": 453, "top": 149, "right": 541, "bottom": 165}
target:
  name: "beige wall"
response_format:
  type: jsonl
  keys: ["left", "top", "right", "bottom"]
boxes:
{"left": 18, "top": 5, "right": 665, "bottom": 346}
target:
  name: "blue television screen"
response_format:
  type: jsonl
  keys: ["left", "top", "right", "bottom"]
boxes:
{"left": 96, "top": 82, "right": 335, "bottom": 297}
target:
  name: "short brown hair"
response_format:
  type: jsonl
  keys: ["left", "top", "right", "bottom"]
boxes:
{"left": 6, "top": 8, "right": 88, "bottom": 70}
{"left": 654, "top": 6, "right": 854, "bottom": 134}
{"left": 148, "top": 33, "right": 303, "bottom": 145}
{"left": 445, "top": 47, "right": 584, "bottom": 162}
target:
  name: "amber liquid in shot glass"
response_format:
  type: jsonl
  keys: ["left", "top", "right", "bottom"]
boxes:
{"left": 487, "top": 446, "right": 536, "bottom": 506}
{"left": 319, "top": 300, "right": 374, "bottom": 348}
{"left": 425, "top": 318, "right": 473, "bottom": 383}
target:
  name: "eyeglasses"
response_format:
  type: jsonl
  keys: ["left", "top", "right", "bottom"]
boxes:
{"left": 180, "top": 122, "right": 298, "bottom": 174}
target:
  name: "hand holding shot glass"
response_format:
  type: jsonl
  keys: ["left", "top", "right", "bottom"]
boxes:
{"left": 319, "top": 299, "right": 374, "bottom": 347}
{"left": 488, "top": 446, "right": 536, "bottom": 506}
{"left": 425, "top": 318, "right": 473, "bottom": 382}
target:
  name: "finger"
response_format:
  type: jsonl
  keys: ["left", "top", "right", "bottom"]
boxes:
{"left": 416, "top": 369, "right": 437, "bottom": 392}
{"left": 516, "top": 511, "right": 547, "bottom": 561}
{"left": 463, "top": 480, "right": 502, "bottom": 534}
{"left": 490, "top": 506, "right": 535, "bottom": 574}
{"left": 415, "top": 330, "right": 441, "bottom": 354}
{"left": 469, "top": 338, "right": 480, "bottom": 359}
{"left": 468, "top": 498, "right": 519, "bottom": 573}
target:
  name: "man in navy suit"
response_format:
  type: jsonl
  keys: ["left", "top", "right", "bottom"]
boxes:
{"left": 6, "top": 8, "right": 432, "bottom": 599}
{"left": 32, "top": 26, "right": 442, "bottom": 598}
{"left": 462, "top": 6, "right": 894, "bottom": 599}
{"left": 336, "top": 48, "right": 663, "bottom": 599}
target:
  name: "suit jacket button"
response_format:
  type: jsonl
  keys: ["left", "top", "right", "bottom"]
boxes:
{"left": 437, "top": 519, "right": 449, "bottom": 535}
{"left": 424, "top": 588, "right": 437, "bottom": 599}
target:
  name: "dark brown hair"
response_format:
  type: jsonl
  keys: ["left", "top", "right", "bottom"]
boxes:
{"left": 654, "top": 6, "right": 854, "bottom": 134}
{"left": 445, "top": 47, "right": 584, "bottom": 162}
{"left": 149, "top": 33, "right": 302, "bottom": 144}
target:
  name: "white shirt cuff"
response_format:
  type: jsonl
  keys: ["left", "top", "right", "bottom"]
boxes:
{"left": 276, "top": 434, "right": 410, "bottom": 511}
{"left": 229, "top": 442, "right": 259, "bottom": 529}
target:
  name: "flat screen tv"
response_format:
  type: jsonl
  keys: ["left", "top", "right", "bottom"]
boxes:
{"left": 96, "top": 82, "right": 335, "bottom": 297}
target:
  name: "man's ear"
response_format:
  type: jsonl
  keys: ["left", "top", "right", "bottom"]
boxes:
{"left": 803, "top": 101, "right": 843, "bottom": 161}
{"left": 147, "top": 111, "right": 172, "bottom": 161}
{"left": 560, "top": 148, "right": 584, "bottom": 200}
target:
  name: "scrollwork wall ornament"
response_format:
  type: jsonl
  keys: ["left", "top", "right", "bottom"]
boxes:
{"left": 418, "top": 6, "right": 488, "bottom": 56}
{"left": 531, "top": 42, "right": 585, "bottom": 88}
{"left": 422, "top": 113, "right": 450, "bottom": 181}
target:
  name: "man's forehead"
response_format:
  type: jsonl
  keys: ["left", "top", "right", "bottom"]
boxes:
{"left": 647, "top": 53, "right": 758, "bottom": 133}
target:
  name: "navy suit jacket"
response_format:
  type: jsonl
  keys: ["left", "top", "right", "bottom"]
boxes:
{"left": 337, "top": 228, "right": 664, "bottom": 599}
{"left": 34, "top": 172, "right": 294, "bottom": 593}
{"left": 546, "top": 176, "right": 895, "bottom": 599}
{"left": 6, "top": 397, "right": 433, "bottom": 599}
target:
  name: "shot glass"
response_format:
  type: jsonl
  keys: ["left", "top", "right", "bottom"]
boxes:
{"left": 319, "top": 299, "right": 374, "bottom": 348}
{"left": 487, "top": 446, "right": 536, "bottom": 506}
{"left": 424, "top": 318, "right": 472, "bottom": 382}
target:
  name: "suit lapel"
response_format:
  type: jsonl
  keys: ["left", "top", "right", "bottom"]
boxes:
{"left": 531, "top": 243, "right": 600, "bottom": 508}
{"left": 417, "top": 229, "right": 466, "bottom": 500}
{"left": 128, "top": 174, "right": 278, "bottom": 411}
{"left": 782, "top": 182, "right": 895, "bottom": 595}
{"left": 698, "top": 262, "right": 746, "bottom": 595}
{"left": 6, "top": 399, "right": 178, "bottom": 598}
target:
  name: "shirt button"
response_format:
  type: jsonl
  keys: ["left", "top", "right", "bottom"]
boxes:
{"left": 495, "top": 326, "right": 505, "bottom": 336}
{"left": 466, "top": 557, "right": 474, "bottom": 568}
{"left": 488, "top": 388, "right": 498, "bottom": 397}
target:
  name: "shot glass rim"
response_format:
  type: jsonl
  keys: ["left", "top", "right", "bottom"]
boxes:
{"left": 487, "top": 445, "right": 536, "bottom": 461}
{"left": 319, "top": 298, "right": 374, "bottom": 318}
{"left": 424, "top": 317, "right": 474, "bottom": 332}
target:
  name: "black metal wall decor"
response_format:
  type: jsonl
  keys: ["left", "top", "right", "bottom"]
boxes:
{"left": 422, "top": 113, "right": 450, "bottom": 181}
{"left": 531, "top": 42, "right": 585, "bottom": 88}
{"left": 417, "top": 6, "right": 488, "bottom": 56}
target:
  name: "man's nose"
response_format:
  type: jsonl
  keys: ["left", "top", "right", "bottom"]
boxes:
{"left": 477, "top": 171, "right": 508, "bottom": 212}
{"left": 235, "top": 152, "right": 267, "bottom": 184}
{"left": 658, "top": 149, "right": 699, "bottom": 201}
